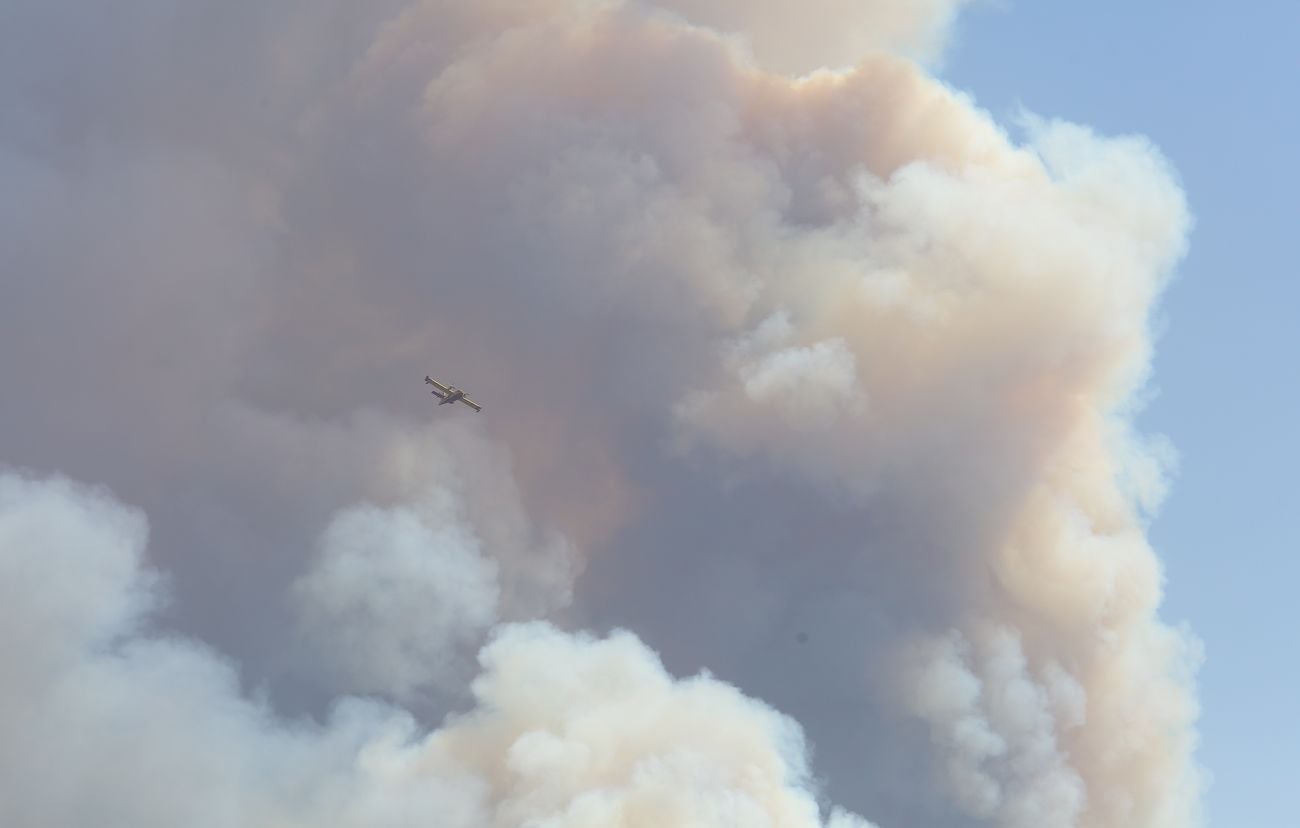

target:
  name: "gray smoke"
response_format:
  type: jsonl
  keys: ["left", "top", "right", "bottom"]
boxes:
{"left": 0, "top": 1, "right": 1200, "bottom": 826}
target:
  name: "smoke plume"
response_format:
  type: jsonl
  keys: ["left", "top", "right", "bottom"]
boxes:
{"left": 0, "top": 1, "right": 1200, "bottom": 826}
{"left": 0, "top": 472, "right": 873, "bottom": 827}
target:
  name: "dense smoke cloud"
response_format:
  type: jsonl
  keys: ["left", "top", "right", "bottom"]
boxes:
{"left": 0, "top": 1, "right": 1200, "bottom": 826}
{"left": 649, "top": 0, "right": 974, "bottom": 73}
{"left": 0, "top": 473, "right": 870, "bottom": 827}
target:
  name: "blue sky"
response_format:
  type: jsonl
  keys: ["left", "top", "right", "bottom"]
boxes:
{"left": 942, "top": 3, "right": 1300, "bottom": 824}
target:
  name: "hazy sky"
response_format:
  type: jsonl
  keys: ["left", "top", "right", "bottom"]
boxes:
{"left": 940, "top": 4, "right": 1300, "bottom": 825}
{"left": 3, "top": 2, "right": 1286, "bottom": 826}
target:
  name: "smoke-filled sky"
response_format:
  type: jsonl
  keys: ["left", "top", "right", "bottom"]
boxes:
{"left": 938, "top": 5, "right": 1300, "bottom": 825}
{"left": 2, "top": 1, "right": 1290, "bottom": 826}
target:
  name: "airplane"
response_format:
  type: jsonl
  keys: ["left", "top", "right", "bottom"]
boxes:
{"left": 425, "top": 376, "right": 482, "bottom": 412}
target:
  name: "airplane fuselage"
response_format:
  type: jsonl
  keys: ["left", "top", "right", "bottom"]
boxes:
{"left": 439, "top": 389, "right": 464, "bottom": 405}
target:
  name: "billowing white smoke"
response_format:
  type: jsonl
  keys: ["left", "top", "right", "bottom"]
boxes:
{"left": 904, "top": 628, "right": 1089, "bottom": 827}
{"left": 292, "top": 497, "right": 501, "bottom": 701}
{"left": 650, "top": 0, "right": 974, "bottom": 73}
{"left": 0, "top": 0, "right": 1201, "bottom": 826}
{"left": 263, "top": 410, "right": 577, "bottom": 701}
{"left": 0, "top": 472, "right": 874, "bottom": 827}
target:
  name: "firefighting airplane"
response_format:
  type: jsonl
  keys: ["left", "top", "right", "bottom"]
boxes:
{"left": 424, "top": 376, "right": 482, "bottom": 412}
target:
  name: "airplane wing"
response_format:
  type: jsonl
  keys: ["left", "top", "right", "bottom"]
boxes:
{"left": 459, "top": 397, "right": 482, "bottom": 412}
{"left": 425, "top": 376, "right": 450, "bottom": 396}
